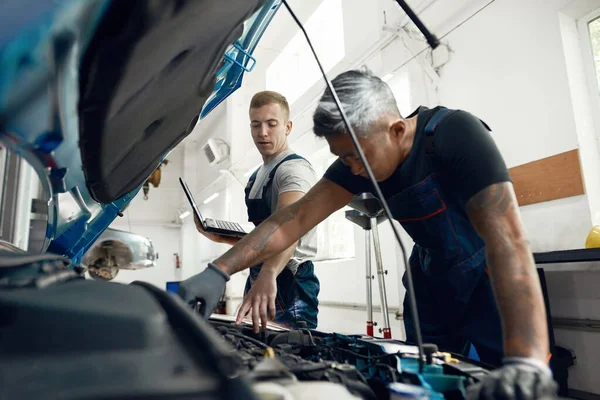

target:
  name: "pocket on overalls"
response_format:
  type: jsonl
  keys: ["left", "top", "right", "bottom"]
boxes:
{"left": 274, "top": 268, "right": 297, "bottom": 315}
{"left": 445, "top": 248, "right": 486, "bottom": 305}
{"left": 389, "top": 176, "right": 464, "bottom": 263}
{"left": 293, "top": 262, "right": 320, "bottom": 307}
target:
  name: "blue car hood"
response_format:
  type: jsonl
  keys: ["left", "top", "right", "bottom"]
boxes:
{"left": 0, "top": 0, "right": 280, "bottom": 262}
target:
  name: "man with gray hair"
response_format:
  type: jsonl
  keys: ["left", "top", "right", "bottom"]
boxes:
{"left": 180, "top": 69, "right": 557, "bottom": 399}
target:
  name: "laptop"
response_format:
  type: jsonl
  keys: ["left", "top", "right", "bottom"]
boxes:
{"left": 179, "top": 177, "right": 247, "bottom": 238}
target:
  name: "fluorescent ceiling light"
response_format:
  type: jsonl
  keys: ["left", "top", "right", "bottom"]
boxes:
{"left": 179, "top": 211, "right": 190, "bottom": 219}
{"left": 382, "top": 73, "right": 394, "bottom": 82}
{"left": 203, "top": 192, "right": 220, "bottom": 204}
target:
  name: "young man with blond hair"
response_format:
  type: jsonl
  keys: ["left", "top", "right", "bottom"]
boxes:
{"left": 182, "top": 91, "right": 320, "bottom": 332}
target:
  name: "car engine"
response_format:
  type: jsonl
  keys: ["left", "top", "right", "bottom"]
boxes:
{"left": 0, "top": 256, "right": 489, "bottom": 400}
{"left": 210, "top": 319, "right": 490, "bottom": 400}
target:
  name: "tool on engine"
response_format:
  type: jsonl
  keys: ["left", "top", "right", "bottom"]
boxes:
{"left": 282, "top": 0, "right": 442, "bottom": 372}
{"left": 441, "top": 352, "right": 460, "bottom": 364}
{"left": 422, "top": 343, "right": 438, "bottom": 365}
{"left": 345, "top": 195, "right": 392, "bottom": 339}
{"left": 194, "top": 300, "right": 202, "bottom": 314}
{"left": 263, "top": 347, "right": 275, "bottom": 358}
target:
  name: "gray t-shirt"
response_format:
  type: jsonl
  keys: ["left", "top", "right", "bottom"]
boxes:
{"left": 248, "top": 149, "right": 318, "bottom": 272}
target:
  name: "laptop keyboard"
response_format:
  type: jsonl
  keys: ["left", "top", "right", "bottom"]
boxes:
{"left": 215, "top": 219, "right": 244, "bottom": 232}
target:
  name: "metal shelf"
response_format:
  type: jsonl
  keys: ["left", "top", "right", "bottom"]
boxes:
{"left": 533, "top": 249, "right": 600, "bottom": 272}
{"left": 534, "top": 248, "right": 600, "bottom": 264}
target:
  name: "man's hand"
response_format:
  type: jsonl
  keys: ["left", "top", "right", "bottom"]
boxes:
{"left": 194, "top": 214, "right": 239, "bottom": 246}
{"left": 467, "top": 358, "right": 558, "bottom": 400}
{"left": 177, "top": 263, "right": 230, "bottom": 317}
{"left": 194, "top": 214, "right": 224, "bottom": 242}
{"left": 236, "top": 269, "right": 277, "bottom": 333}
{"left": 235, "top": 190, "right": 306, "bottom": 332}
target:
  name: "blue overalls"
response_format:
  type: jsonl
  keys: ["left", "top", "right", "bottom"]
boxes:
{"left": 392, "top": 108, "right": 504, "bottom": 366}
{"left": 243, "top": 154, "right": 320, "bottom": 329}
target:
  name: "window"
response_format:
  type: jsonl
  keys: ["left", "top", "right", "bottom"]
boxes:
{"left": 266, "top": 0, "right": 345, "bottom": 105}
{"left": 308, "top": 146, "right": 355, "bottom": 261}
{"left": 588, "top": 16, "right": 600, "bottom": 92}
{"left": 579, "top": 8, "right": 600, "bottom": 150}
{"left": 0, "top": 147, "right": 46, "bottom": 251}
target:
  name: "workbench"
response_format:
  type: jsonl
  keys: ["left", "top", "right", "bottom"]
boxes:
{"left": 534, "top": 248, "right": 600, "bottom": 272}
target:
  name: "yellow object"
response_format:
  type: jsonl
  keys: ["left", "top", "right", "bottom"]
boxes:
{"left": 263, "top": 347, "right": 275, "bottom": 358}
{"left": 441, "top": 352, "right": 459, "bottom": 364}
{"left": 585, "top": 225, "right": 600, "bottom": 248}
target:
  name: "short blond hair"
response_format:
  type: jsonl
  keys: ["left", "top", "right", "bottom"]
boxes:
{"left": 249, "top": 91, "right": 290, "bottom": 121}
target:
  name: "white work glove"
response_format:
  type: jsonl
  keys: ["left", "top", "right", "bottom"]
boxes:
{"left": 467, "top": 357, "right": 558, "bottom": 400}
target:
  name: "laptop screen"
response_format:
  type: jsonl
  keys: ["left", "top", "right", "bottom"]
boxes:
{"left": 179, "top": 177, "right": 207, "bottom": 230}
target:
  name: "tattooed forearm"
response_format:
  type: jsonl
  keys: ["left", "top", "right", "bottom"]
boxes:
{"left": 466, "top": 181, "right": 512, "bottom": 216}
{"left": 212, "top": 178, "right": 353, "bottom": 276}
{"left": 215, "top": 201, "right": 301, "bottom": 274}
{"left": 485, "top": 242, "right": 546, "bottom": 358}
{"left": 250, "top": 203, "right": 299, "bottom": 253}
{"left": 467, "top": 182, "right": 548, "bottom": 362}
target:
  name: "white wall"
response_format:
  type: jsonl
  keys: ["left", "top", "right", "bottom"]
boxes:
{"left": 429, "top": 0, "right": 598, "bottom": 252}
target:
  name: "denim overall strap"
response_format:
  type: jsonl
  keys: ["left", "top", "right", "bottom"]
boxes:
{"left": 388, "top": 108, "right": 503, "bottom": 365}
{"left": 242, "top": 153, "right": 320, "bottom": 329}
{"left": 424, "top": 107, "right": 457, "bottom": 154}
{"left": 244, "top": 168, "right": 268, "bottom": 226}
{"left": 244, "top": 153, "right": 308, "bottom": 226}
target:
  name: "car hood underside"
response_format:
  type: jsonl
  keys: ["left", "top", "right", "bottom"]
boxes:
{"left": 78, "top": 0, "right": 264, "bottom": 203}
{"left": 0, "top": 0, "right": 275, "bottom": 258}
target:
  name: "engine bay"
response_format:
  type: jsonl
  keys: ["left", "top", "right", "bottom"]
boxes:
{"left": 210, "top": 318, "right": 490, "bottom": 400}
{"left": 0, "top": 258, "right": 490, "bottom": 400}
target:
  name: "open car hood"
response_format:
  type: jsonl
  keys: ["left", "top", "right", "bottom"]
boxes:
{"left": 0, "top": 0, "right": 280, "bottom": 260}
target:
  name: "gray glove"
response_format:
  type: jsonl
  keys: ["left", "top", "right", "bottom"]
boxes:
{"left": 177, "top": 263, "right": 230, "bottom": 318}
{"left": 467, "top": 357, "right": 558, "bottom": 400}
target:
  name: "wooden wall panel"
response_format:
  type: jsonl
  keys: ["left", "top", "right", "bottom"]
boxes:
{"left": 509, "top": 149, "right": 585, "bottom": 207}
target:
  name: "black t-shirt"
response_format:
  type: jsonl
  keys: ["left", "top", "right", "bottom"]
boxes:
{"left": 324, "top": 106, "right": 511, "bottom": 208}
